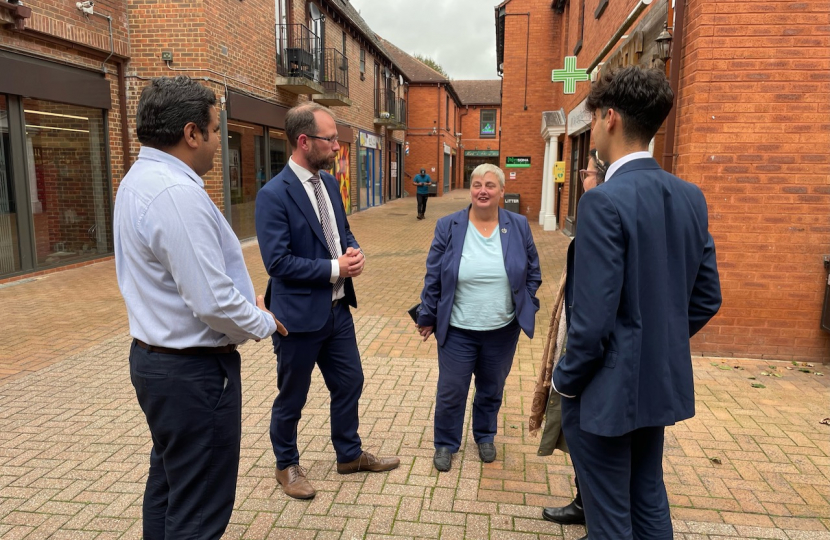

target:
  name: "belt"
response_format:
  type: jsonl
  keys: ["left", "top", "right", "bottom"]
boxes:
{"left": 332, "top": 299, "right": 343, "bottom": 308}
{"left": 134, "top": 339, "right": 237, "bottom": 356}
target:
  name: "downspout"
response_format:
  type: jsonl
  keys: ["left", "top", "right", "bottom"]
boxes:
{"left": 220, "top": 95, "right": 232, "bottom": 222}
{"left": 436, "top": 83, "right": 441, "bottom": 192}
{"left": 459, "top": 104, "right": 469, "bottom": 184}
{"left": 117, "top": 60, "right": 131, "bottom": 173}
{"left": 662, "top": 0, "right": 686, "bottom": 173}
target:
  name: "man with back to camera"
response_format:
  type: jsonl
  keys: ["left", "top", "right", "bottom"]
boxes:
{"left": 414, "top": 167, "right": 432, "bottom": 220}
{"left": 551, "top": 66, "right": 722, "bottom": 540}
{"left": 114, "top": 76, "right": 287, "bottom": 539}
{"left": 255, "top": 102, "right": 400, "bottom": 500}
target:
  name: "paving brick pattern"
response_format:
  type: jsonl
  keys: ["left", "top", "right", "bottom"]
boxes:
{"left": 1, "top": 191, "right": 828, "bottom": 539}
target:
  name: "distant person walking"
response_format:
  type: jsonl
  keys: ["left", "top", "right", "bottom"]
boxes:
{"left": 414, "top": 168, "right": 432, "bottom": 220}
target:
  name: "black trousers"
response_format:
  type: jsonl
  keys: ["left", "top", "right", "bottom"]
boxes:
{"left": 130, "top": 340, "right": 242, "bottom": 540}
{"left": 417, "top": 193, "right": 429, "bottom": 216}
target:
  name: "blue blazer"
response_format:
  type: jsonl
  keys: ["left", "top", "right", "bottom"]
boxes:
{"left": 255, "top": 165, "right": 359, "bottom": 333}
{"left": 417, "top": 206, "right": 542, "bottom": 347}
{"left": 553, "top": 158, "right": 722, "bottom": 437}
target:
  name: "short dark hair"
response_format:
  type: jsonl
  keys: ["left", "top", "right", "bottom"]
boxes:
{"left": 285, "top": 102, "right": 336, "bottom": 148}
{"left": 589, "top": 148, "right": 608, "bottom": 184}
{"left": 586, "top": 66, "right": 674, "bottom": 144}
{"left": 136, "top": 76, "right": 216, "bottom": 149}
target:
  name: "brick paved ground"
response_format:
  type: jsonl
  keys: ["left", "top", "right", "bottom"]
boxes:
{"left": 1, "top": 190, "right": 828, "bottom": 539}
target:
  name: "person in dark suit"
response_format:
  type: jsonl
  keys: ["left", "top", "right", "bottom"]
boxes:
{"left": 552, "top": 66, "right": 722, "bottom": 539}
{"left": 255, "top": 103, "right": 399, "bottom": 500}
{"left": 417, "top": 163, "right": 542, "bottom": 472}
{"left": 540, "top": 149, "right": 607, "bottom": 537}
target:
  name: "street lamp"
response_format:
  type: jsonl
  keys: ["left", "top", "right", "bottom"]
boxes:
{"left": 655, "top": 23, "right": 673, "bottom": 62}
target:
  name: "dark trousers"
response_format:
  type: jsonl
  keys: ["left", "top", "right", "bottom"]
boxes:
{"left": 129, "top": 340, "right": 242, "bottom": 540}
{"left": 562, "top": 396, "right": 672, "bottom": 540}
{"left": 434, "top": 320, "right": 520, "bottom": 451}
{"left": 270, "top": 302, "right": 364, "bottom": 467}
{"left": 417, "top": 193, "right": 428, "bottom": 216}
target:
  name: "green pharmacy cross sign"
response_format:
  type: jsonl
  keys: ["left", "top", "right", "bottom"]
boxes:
{"left": 552, "top": 56, "right": 589, "bottom": 94}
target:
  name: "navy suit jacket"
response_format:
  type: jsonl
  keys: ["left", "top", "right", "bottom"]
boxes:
{"left": 255, "top": 165, "right": 359, "bottom": 333}
{"left": 418, "top": 206, "right": 542, "bottom": 347}
{"left": 553, "top": 158, "right": 721, "bottom": 437}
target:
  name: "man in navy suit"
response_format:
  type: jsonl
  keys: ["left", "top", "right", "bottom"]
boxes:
{"left": 255, "top": 103, "right": 399, "bottom": 500}
{"left": 552, "top": 66, "right": 722, "bottom": 539}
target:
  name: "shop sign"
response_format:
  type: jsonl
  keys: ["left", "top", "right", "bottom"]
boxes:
{"left": 506, "top": 156, "right": 531, "bottom": 168}
{"left": 359, "top": 131, "right": 381, "bottom": 149}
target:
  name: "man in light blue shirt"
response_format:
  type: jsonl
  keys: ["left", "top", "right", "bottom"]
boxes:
{"left": 114, "top": 76, "right": 286, "bottom": 540}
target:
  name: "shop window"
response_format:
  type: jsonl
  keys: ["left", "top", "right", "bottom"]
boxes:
{"left": 23, "top": 98, "right": 111, "bottom": 268}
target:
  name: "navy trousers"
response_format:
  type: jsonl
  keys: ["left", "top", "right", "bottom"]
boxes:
{"left": 434, "top": 320, "right": 520, "bottom": 451}
{"left": 129, "top": 340, "right": 242, "bottom": 540}
{"left": 561, "top": 395, "right": 672, "bottom": 540}
{"left": 270, "top": 302, "right": 364, "bottom": 467}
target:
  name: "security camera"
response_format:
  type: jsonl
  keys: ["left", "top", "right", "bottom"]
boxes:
{"left": 76, "top": 1, "right": 94, "bottom": 15}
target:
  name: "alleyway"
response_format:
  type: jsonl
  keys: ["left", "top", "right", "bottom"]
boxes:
{"left": 0, "top": 191, "right": 828, "bottom": 539}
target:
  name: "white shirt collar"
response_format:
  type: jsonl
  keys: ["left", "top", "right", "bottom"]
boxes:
{"left": 288, "top": 156, "right": 317, "bottom": 183}
{"left": 605, "top": 151, "right": 653, "bottom": 182}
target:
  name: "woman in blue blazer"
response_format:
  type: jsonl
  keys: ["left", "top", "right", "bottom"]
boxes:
{"left": 416, "top": 164, "right": 541, "bottom": 472}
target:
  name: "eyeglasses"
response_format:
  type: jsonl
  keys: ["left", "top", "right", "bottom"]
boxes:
{"left": 306, "top": 134, "right": 339, "bottom": 143}
{"left": 579, "top": 169, "right": 597, "bottom": 182}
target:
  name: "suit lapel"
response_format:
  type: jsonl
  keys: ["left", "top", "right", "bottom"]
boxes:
{"left": 450, "top": 207, "right": 469, "bottom": 276}
{"left": 498, "top": 208, "right": 511, "bottom": 263}
{"left": 284, "top": 173, "right": 328, "bottom": 249}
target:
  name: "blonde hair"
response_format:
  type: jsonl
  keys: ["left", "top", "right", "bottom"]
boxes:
{"left": 470, "top": 163, "right": 505, "bottom": 188}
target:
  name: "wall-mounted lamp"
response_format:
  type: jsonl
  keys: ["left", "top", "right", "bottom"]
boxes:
{"left": 655, "top": 23, "right": 673, "bottom": 62}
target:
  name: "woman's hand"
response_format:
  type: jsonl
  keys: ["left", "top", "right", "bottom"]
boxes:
{"left": 417, "top": 325, "right": 434, "bottom": 341}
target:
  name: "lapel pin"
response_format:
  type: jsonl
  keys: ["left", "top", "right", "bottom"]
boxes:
{"left": 501, "top": 228, "right": 507, "bottom": 233}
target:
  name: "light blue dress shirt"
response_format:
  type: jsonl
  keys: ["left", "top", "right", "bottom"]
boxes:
{"left": 449, "top": 224, "right": 515, "bottom": 330}
{"left": 114, "top": 146, "right": 276, "bottom": 348}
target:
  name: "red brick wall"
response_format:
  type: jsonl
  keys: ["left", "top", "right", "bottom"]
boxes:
{"left": 499, "top": 0, "right": 562, "bottom": 217}
{"left": 404, "top": 83, "right": 460, "bottom": 198}
{"left": 675, "top": 0, "right": 830, "bottom": 361}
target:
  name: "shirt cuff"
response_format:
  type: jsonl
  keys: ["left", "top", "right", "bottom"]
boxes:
{"left": 551, "top": 376, "right": 576, "bottom": 399}
{"left": 330, "top": 259, "right": 339, "bottom": 284}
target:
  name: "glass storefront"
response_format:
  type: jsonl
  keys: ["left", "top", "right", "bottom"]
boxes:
{"left": 0, "top": 93, "right": 112, "bottom": 278}
{"left": 23, "top": 99, "right": 111, "bottom": 267}
{"left": 0, "top": 95, "right": 21, "bottom": 275}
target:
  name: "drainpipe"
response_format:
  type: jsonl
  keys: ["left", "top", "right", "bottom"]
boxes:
{"left": 436, "top": 83, "right": 441, "bottom": 193}
{"left": 117, "top": 60, "right": 131, "bottom": 173}
{"left": 459, "top": 105, "right": 469, "bottom": 184}
{"left": 220, "top": 96, "right": 232, "bottom": 222}
{"left": 662, "top": 0, "right": 686, "bottom": 173}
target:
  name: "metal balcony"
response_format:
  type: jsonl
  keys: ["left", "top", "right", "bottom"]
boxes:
{"left": 374, "top": 89, "right": 406, "bottom": 129}
{"left": 312, "top": 48, "right": 352, "bottom": 107}
{"left": 275, "top": 24, "right": 325, "bottom": 95}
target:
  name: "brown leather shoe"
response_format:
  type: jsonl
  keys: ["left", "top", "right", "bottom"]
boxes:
{"left": 275, "top": 464, "right": 316, "bottom": 499}
{"left": 336, "top": 451, "right": 400, "bottom": 474}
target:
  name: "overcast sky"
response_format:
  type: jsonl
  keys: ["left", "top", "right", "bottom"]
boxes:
{"left": 348, "top": 0, "right": 499, "bottom": 80}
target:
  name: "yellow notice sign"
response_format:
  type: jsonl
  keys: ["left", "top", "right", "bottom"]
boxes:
{"left": 554, "top": 161, "right": 565, "bottom": 183}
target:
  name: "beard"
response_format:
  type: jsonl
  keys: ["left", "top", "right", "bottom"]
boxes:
{"left": 308, "top": 146, "right": 336, "bottom": 172}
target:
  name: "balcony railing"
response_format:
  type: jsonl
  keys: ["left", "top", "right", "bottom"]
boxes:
{"left": 276, "top": 23, "right": 320, "bottom": 80}
{"left": 397, "top": 97, "right": 407, "bottom": 127}
{"left": 321, "top": 48, "right": 349, "bottom": 97}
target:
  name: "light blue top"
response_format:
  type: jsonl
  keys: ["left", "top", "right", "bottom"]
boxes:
{"left": 114, "top": 146, "right": 276, "bottom": 348}
{"left": 449, "top": 223, "right": 515, "bottom": 330}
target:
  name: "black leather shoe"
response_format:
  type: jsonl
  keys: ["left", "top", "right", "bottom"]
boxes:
{"left": 478, "top": 442, "right": 496, "bottom": 463}
{"left": 541, "top": 499, "right": 585, "bottom": 525}
{"left": 433, "top": 447, "right": 452, "bottom": 472}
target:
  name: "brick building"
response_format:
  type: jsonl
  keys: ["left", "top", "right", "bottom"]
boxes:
{"left": 0, "top": 0, "right": 409, "bottom": 281}
{"left": 496, "top": 0, "right": 830, "bottom": 361}
{"left": 452, "top": 80, "right": 502, "bottom": 189}
{"left": 379, "top": 37, "right": 463, "bottom": 199}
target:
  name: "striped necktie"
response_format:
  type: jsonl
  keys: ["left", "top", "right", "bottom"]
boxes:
{"left": 309, "top": 174, "right": 345, "bottom": 296}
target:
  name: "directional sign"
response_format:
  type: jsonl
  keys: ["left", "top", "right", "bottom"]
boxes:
{"left": 552, "top": 56, "right": 589, "bottom": 94}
